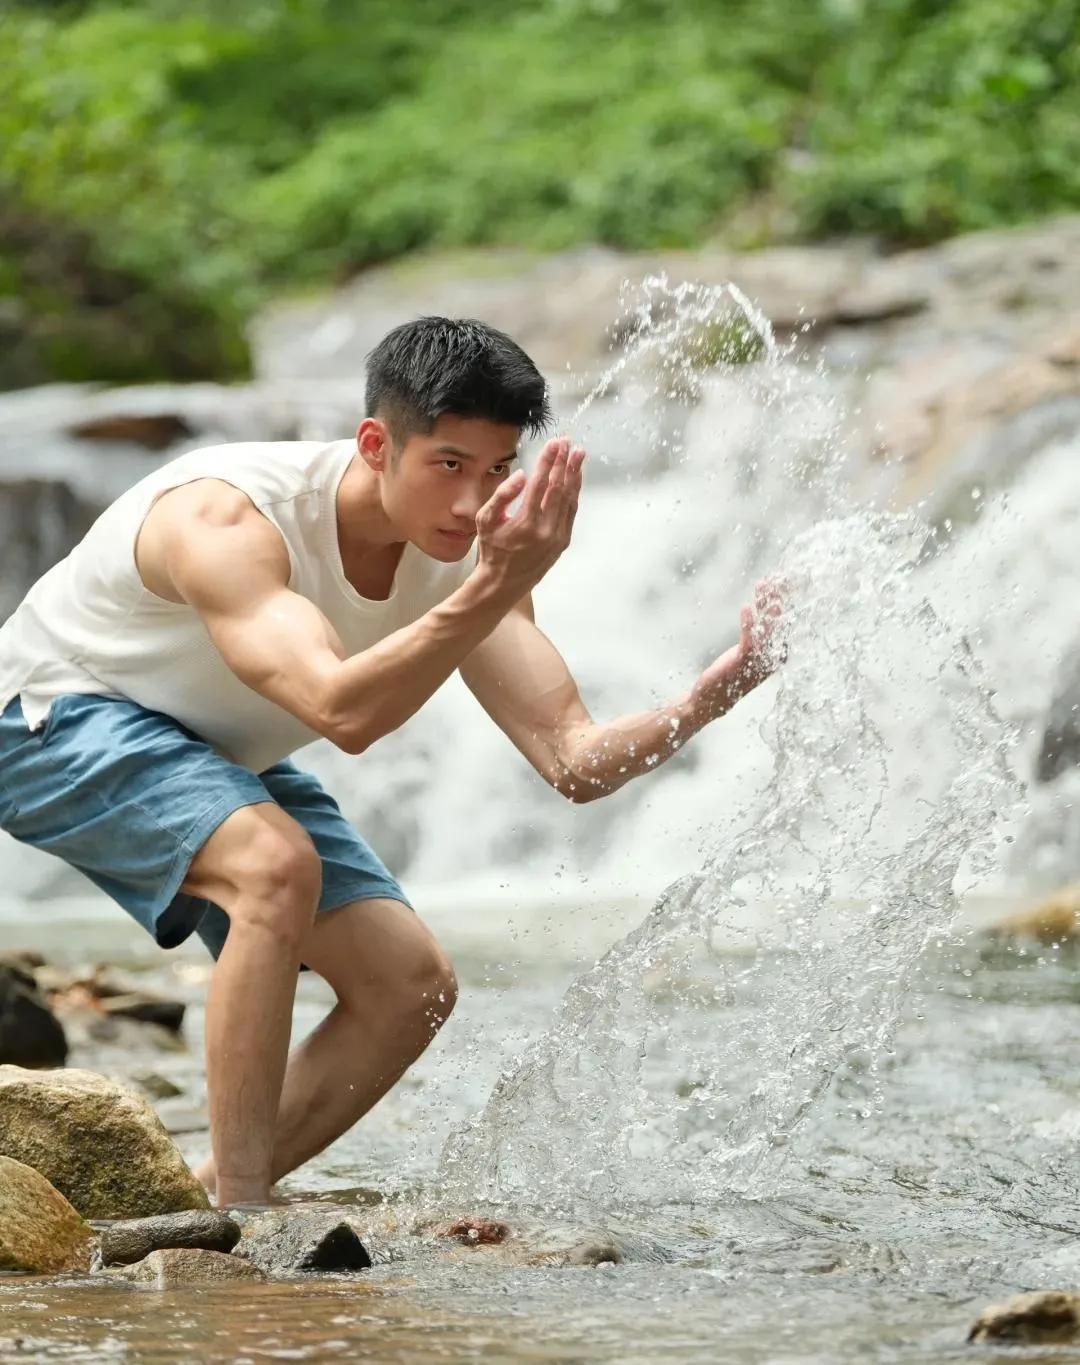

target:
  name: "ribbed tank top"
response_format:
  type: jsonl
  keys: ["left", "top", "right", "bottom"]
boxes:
{"left": 0, "top": 438, "right": 475, "bottom": 773}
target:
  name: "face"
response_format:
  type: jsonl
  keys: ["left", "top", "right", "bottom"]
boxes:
{"left": 360, "top": 413, "right": 521, "bottom": 561}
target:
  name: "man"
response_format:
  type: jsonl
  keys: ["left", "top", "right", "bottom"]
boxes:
{"left": 0, "top": 317, "right": 779, "bottom": 1208}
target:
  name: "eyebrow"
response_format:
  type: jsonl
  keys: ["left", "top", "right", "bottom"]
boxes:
{"left": 434, "top": 444, "right": 518, "bottom": 464}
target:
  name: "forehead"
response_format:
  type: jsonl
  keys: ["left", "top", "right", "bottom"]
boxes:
{"left": 412, "top": 413, "right": 520, "bottom": 457}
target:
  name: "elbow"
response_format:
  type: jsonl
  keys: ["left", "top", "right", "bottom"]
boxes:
{"left": 552, "top": 771, "right": 604, "bottom": 804}
{"left": 333, "top": 727, "right": 369, "bottom": 757}
{"left": 317, "top": 692, "right": 372, "bottom": 756}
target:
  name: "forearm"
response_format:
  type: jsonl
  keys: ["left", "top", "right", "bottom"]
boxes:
{"left": 557, "top": 688, "right": 721, "bottom": 801}
{"left": 324, "top": 568, "right": 517, "bottom": 752}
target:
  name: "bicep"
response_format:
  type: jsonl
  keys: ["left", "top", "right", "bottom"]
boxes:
{"left": 165, "top": 500, "right": 347, "bottom": 734}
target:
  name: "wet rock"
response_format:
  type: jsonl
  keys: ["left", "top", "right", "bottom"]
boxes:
{"left": 131, "top": 1071, "right": 184, "bottom": 1101}
{"left": 67, "top": 413, "right": 195, "bottom": 451}
{"left": 153, "top": 1099, "right": 208, "bottom": 1136}
{"left": 968, "top": 1290, "right": 1080, "bottom": 1344}
{"left": 118, "top": 1247, "right": 265, "bottom": 1288}
{"left": 0, "top": 1154, "right": 93, "bottom": 1274}
{"left": 99, "top": 1210, "right": 240, "bottom": 1266}
{"left": 0, "top": 965, "right": 68, "bottom": 1069}
{"left": 566, "top": 1239, "right": 623, "bottom": 1267}
{"left": 0, "top": 1065, "right": 210, "bottom": 1219}
{"left": 988, "top": 885, "right": 1080, "bottom": 944}
{"left": 42, "top": 964, "right": 186, "bottom": 1034}
{"left": 78, "top": 1014, "right": 188, "bottom": 1055}
{"left": 432, "top": 1217, "right": 511, "bottom": 1246}
{"left": 0, "top": 478, "right": 100, "bottom": 622}
{"left": 236, "top": 1208, "right": 372, "bottom": 1274}
{"left": 96, "top": 993, "right": 185, "bottom": 1032}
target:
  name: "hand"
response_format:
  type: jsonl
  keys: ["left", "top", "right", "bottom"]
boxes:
{"left": 474, "top": 437, "right": 585, "bottom": 594}
{"left": 688, "top": 579, "right": 786, "bottom": 720}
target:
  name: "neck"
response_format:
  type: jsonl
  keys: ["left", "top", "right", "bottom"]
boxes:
{"left": 335, "top": 449, "right": 406, "bottom": 598}
{"left": 336, "top": 449, "right": 403, "bottom": 559}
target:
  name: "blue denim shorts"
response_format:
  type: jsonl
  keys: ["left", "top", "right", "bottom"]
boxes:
{"left": 0, "top": 693, "right": 409, "bottom": 958}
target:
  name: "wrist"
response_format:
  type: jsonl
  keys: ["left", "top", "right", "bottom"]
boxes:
{"left": 468, "top": 560, "right": 531, "bottom": 608}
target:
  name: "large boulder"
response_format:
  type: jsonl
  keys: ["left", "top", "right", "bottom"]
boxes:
{"left": 969, "top": 1290, "right": 1080, "bottom": 1344}
{"left": 988, "top": 884, "right": 1080, "bottom": 944}
{"left": 99, "top": 1210, "right": 240, "bottom": 1267}
{"left": 0, "top": 1066, "right": 210, "bottom": 1219}
{"left": 0, "top": 1154, "right": 93, "bottom": 1274}
{"left": 0, "top": 964, "right": 68, "bottom": 1068}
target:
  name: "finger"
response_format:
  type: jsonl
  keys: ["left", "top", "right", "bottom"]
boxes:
{"left": 739, "top": 604, "right": 753, "bottom": 649}
{"left": 559, "top": 447, "right": 586, "bottom": 538}
{"left": 540, "top": 440, "right": 570, "bottom": 516}
{"left": 520, "top": 439, "right": 563, "bottom": 522}
{"left": 477, "top": 469, "right": 526, "bottom": 530}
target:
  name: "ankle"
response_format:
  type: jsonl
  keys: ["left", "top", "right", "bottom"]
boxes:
{"left": 216, "top": 1176, "right": 272, "bottom": 1208}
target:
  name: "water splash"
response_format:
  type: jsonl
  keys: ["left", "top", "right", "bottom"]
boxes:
{"left": 437, "top": 284, "right": 1020, "bottom": 1214}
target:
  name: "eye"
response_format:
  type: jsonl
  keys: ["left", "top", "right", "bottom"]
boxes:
{"left": 490, "top": 463, "right": 511, "bottom": 476}
{"left": 441, "top": 459, "right": 461, "bottom": 472}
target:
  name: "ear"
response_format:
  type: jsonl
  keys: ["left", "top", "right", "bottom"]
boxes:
{"left": 357, "top": 417, "right": 391, "bottom": 473}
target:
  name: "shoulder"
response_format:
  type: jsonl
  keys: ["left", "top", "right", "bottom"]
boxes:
{"left": 151, "top": 478, "right": 266, "bottom": 530}
{"left": 137, "top": 480, "right": 290, "bottom": 604}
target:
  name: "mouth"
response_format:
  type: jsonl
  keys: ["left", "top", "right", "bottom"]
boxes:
{"left": 439, "top": 529, "right": 475, "bottom": 541}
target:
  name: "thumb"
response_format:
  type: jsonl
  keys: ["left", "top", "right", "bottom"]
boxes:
{"left": 477, "top": 470, "right": 526, "bottom": 530}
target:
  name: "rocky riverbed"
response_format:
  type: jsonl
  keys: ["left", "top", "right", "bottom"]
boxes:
{"left": 3, "top": 895, "right": 1080, "bottom": 1361}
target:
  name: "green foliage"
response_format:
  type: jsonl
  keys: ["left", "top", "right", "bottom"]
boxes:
{"left": 3, "top": 0, "right": 1080, "bottom": 382}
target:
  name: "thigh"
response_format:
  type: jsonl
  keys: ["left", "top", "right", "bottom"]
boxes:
{"left": 193, "top": 760, "right": 411, "bottom": 963}
{"left": 0, "top": 692, "right": 271, "bottom": 948}
{"left": 260, "top": 760, "right": 410, "bottom": 914}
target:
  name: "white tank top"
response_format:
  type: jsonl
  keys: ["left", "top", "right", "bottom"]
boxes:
{"left": 0, "top": 438, "right": 475, "bottom": 773}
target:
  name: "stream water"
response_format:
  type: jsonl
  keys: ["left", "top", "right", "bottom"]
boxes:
{"left": 1, "top": 281, "right": 1079, "bottom": 1361}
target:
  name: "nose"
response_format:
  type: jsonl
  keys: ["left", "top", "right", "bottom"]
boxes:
{"left": 449, "top": 483, "right": 485, "bottom": 524}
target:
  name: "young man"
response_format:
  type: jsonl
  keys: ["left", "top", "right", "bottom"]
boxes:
{"left": 0, "top": 317, "right": 779, "bottom": 1207}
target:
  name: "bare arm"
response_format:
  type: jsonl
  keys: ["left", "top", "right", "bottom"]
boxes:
{"left": 146, "top": 441, "right": 584, "bottom": 754}
{"left": 461, "top": 584, "right": 782, "bottom": 802}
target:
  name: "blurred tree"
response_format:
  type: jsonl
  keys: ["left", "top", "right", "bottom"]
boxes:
{"left": 3, "top": 0, "right": 1079, "bottom": 383}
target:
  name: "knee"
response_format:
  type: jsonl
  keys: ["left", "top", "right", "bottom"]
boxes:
{"left": 404, "top": 935, "right": 458, "bottom": 1032}
{"left": 227, "top": 826, "right": 322, "bottom": 950}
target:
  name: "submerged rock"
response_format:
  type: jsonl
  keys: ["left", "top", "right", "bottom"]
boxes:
{"left": 0, "top": 964, "right": 68, "bottom": 1069}
{"left": 99, "top": 1210, "right": 240, "bottom": 1267}
{"left": 0, "top": 1154, "right": 93, "bottom": 1274}
{"left": 236, "top": 1208, "right": 372, "bottom": 1274}
{"left": 119, "top": 1247, "right": 265, "bottom": 1288}
{"left": 0, "top": 1065, "right": 210, "bottom": 1219}
{"left": 968, "top": 1290, "right": 1080, "bottom": 1344}
{"left": 987, "top": 885, "right": 1080, "bottom": 944}
{"left": 566, "top": 1239, "right": 623, "bottom": 1267}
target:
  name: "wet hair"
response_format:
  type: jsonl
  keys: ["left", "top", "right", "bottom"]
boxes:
{"left": 365, "top": 316, "right": 552, "bottom": 446}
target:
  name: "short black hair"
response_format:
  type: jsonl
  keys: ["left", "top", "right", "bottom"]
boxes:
{"left": 365, "top": 316, "right": 552, "bottom": 444}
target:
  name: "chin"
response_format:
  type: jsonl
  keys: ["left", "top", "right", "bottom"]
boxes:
{"left": 417, "top": 531, "right": 475, "bottom": 563}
